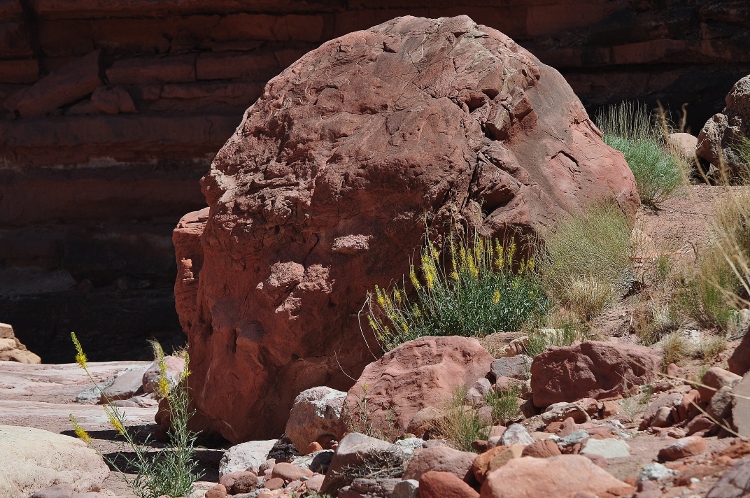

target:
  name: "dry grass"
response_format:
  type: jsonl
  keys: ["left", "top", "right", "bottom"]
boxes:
{"left": 539, "top": 202, "right": 634, "bottom": 323}
{"left": 660, "top": 331, "right": 691, "bottom": 368}
{"left": 435, "top": 386, "right": 489, "bottom": 453}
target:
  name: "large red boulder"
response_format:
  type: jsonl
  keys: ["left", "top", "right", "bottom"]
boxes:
{"left": 530, "top": 341, "right": 661, "bottom": 408}
{"left": 175, "top": 15, "right": 639, "bottom": 442}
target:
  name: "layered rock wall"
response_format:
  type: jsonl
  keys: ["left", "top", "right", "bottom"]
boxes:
{"left": 1, "top": 0, "right": 748, "bottom": 361}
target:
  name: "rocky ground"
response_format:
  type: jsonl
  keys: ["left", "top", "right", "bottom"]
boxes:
{"left": 1, "top": 185, "right": 749, "bottom": 498}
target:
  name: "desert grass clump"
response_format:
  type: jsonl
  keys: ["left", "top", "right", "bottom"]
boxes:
{"left": 69, "top": 333, "right": 201, "bottom": 498}
{"left": 539, "top": 202, "right": 634, "bottom": 322}
{"left": 695, "top": 334, "right": 728, "bottom": 360}
{"left": 660, "top": 331, "right": 691, "bottom": 368}
{"left": 436, "top": 386, "right": 490, "bottom": 453}
{"left": 367, "top": 232, "right": 549, "bottom": 352}
{"left": 596, "top": 101, "right": 683, "bottom": 207}
{"left": 633, "top": 301, "right": 679, "bottom": 346}
{"left": 677, "top": 189, "right": 750, "bottom": 331}
{"left": 485, "top": 384, "right": 521, "bottom": 425}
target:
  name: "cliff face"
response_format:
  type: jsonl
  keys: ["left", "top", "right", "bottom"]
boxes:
{"left": 1, "top": 0, "right": 748, "bottom": 361}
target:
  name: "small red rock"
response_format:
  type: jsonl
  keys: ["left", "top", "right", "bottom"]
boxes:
{"left": 264, "top": 477, "right": 285, "bottom": 490}
{"left": 305, "top": 474, "right": 325, "bottom": 493}
{"left": 686, "top": 415, "right": 715, "bottom": 436}
{"left": 522, "top": 439, "right": 562, "bottom": 458}
{"left": 306, "top": 441, "right": 323, "bottom": 454}
{"left": 232, "top": 473, "right": 260, "bottom": 494}
{"left": 220, "top": 471, "right": 256, "bottom": 491}
{"left": 666, "top": 363, "right": 682, "bottom": 378}
{"left": 205, "top": 484, "right": 227, "bottom": 498}
{"left": 558, "top": 417, "right": 578, "bottom": 437}
{"left": 601, "top": 401, "right": 620, "bottom": 418}
{"left": 658, "top": 436, "right": 708, "bottom": 461}
{"left": 272, "top": 462, "right": 313, "bottom": 482}
{"left": 420, "top": 470, "right": 479, "bottom": 498}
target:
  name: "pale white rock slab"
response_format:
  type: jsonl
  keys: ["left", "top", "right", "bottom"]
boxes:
{"left": 219, "top": 439, "right": 278, "bottom": 476}
{"left": 0, "top": 425, "right": 109, "bottom": 497}
{"left": 580, "top": 438, "right": 631, "bottom": 459}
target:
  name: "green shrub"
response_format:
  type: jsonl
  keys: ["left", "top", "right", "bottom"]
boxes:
{"left": 538, "top": 202, "right": 634, "bottom": 322}
{"left": 596, "top": 101, "right": 683, "bottom": 208}
{"left": 485, "top": 384, "right": 521, "bottom": 424}
{"left": 605, "top": 135, "right": 682, "bottom": 208}
{"left": 69, "top": 334, "right": 201, "bottom": 498}
{"left": 367, "top": 232, "right": 549, "bottom": 352}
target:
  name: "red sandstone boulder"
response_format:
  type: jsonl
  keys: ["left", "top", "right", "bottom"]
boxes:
{"left": 697, "top": 74, "right": 750, "bottom": 176}
{"left": 342, "top": 336, "right": 493, "bottom": 437}
{"left": 728, "top": 332, "right": 750, "bottom": 376}
{"left": 479, "top": 455, "right": 629, "bottom": 498}
{"left": 176, "top": 15, "right": 639, "bottom": 441}
{"left": 530, "top": 341, "right": 661, "bottom": 408}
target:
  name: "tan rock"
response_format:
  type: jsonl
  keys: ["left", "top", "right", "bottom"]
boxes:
{"left": 0, "top": 425, "right": 110, "bottom": 497}
{"left": 479, "top": 455, "right": 629, "bottom": 498}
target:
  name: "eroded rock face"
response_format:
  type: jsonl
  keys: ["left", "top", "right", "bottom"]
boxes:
{"left": 697, "top": 75, "right": 750, "bottom": 175}
{"left": 530, "top": 341, "right": 661, "bottom": 408}
{"left": 177, "top": 15, "right": 639, "bottom": 442}
{"left": 343, "top": 336, "right": 494, "bottom": 440}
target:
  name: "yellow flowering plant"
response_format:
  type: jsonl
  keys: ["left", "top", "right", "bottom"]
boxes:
{"left": 366, "top": 231, "right": 549, "bottom": 351}
{"left": 68, "top": 333, "right": 200, "bottom": 498}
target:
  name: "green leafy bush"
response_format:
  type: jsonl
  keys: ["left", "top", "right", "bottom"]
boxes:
{"left": 538, "top": 202, "right": 634, "bottom": 322}
{"left": 596, "top": 101, "right": 683, "bottom": 207}
{"left": 367, "top": 233, "right": 549, "bottom": 352}
{"left": 69, "top": 334, "right": 201, "bottom": 498}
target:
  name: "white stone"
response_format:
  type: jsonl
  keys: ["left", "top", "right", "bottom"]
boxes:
{"left": 500, "top": 423, "right": 534, "bottom": 446}
{"left": 580, "top": 438, "right": 630, "bottom": 459}
{"left": 0, "top": 425, "right": 109, "bottom": 497}
{"left": 638, "top": 462, "right": 678, "bottom": 482}
{"left": 219, "top": 439, "right": 278, "bottom": 476}
{"left": 285, "top": 386, "right": 346, "bottom": 452}
{"left": 391, "top": 479, "right": 419, "bottom": 498}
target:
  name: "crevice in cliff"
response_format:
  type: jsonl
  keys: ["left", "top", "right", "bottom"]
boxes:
{"left": 18, "top": 0, "right": 42, "bottom": 73}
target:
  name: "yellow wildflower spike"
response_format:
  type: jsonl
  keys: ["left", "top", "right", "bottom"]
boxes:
{"left": 409, "top": 265, "right": 421, "bottom": 290}
{"left": 107, "top": 411, "right": 126, "bottom": 436}
{"left": 493, "top": 290, "right": 501, "bottom": 304}
{"left": 69, "top": 414, "right": 92, "bottom": 444}
{"left": 71, "top": 332, "right": 87, "bottom": 370}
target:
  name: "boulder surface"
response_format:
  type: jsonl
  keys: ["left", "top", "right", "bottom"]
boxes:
{"left": 342, "top": 336, "right": 493, "bottom": 437}
{"left": 176, "top": 15, "right": 639, "bottom": 441}
{"left": 530, "top": 341, "right": 661, "bottom": 408}
{"left": 0, "top": 425, "right": 110, "bottom": 496}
